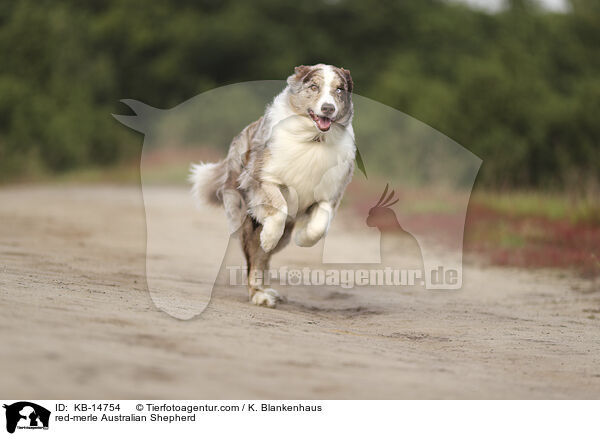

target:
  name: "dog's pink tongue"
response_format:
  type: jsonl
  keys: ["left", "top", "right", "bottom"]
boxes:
{"left": 317, "top": 116, "right": 332, "bottom": 131}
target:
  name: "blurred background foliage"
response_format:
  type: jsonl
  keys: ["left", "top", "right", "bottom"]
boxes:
{"left": 0, "top": 0, "right": 598, "bottom": 188}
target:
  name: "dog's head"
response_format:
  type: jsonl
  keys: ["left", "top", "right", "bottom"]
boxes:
{"left": 286, "top": 64, "right": 353, "bottom": 132}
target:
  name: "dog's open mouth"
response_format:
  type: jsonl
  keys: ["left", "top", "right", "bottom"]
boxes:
{"left": 308, "top": 110, "right": 332, "bottom": 132}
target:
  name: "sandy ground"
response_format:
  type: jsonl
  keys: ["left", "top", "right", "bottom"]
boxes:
{"left": 1, "top": 184, "right": 599, "bottom": 399}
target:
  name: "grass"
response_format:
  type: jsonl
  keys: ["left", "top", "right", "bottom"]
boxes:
{"left": 53, "top": 163, "right": 140, "bottom": 184}
{"left": 466, "top": 189, "right": 600, "bottom": 277}
{"left": 3, "top": 147, "right": 220, "bottom": 186}
{"left": 472, "top": 189, "right": 600, "bottom": 225}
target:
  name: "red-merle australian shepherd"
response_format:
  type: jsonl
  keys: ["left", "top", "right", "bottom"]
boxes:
{"left": 190, "top": 64, "right": 355, "bottom": 307}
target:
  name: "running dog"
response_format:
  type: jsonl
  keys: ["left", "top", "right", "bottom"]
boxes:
{"left": 190, "top": 64, "right": 355, "bottom": 307}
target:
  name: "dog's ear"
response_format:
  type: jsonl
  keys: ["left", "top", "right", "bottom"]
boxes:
{"left": 340, "top": 68, "right": 353, "bottom": 93}
{"left": 287, "top": 65, "right": 314, "bottom": 89}
{"left": 294, "top": 65, "right": 312, "bottom": 79}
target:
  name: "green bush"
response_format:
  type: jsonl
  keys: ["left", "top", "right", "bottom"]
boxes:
{"left": 0, "top": 0, "right": 598, "bottom": 188}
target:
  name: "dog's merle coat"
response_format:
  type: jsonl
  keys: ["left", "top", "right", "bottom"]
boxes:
{"left": 190, "top": 64, "right": 355, "bottom": 307}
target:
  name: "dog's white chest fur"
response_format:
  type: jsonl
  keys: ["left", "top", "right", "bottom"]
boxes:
{"left": 262, "top": 116, "right": 355, "bottom": 213}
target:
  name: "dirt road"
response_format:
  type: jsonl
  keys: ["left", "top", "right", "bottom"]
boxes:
{"left": 1, "top": 185, "right": 599, "bottom": 398}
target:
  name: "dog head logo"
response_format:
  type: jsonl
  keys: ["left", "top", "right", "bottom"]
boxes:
{"left": 114, "top": 74, "right": 481, "bottom": 318}
{"left": 3, "top": 402, "right": 50, "bottom": 434}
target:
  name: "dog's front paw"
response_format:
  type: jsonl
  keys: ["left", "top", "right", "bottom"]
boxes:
{"left": 294, "top": 203, "right": 331, "bottom": 247}
{"left": 294, "top": 219, "right": 327, "bottom": 247}
{"left": 294, "top": 228, "right": 318, "bottom": 247}
{"left": 260, "top": 218, "right": 285, "bottom": 252}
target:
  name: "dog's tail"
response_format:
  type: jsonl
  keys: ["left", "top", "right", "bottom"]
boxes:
{"left": 189, "top": 160, "right": 227, "bottom": 207}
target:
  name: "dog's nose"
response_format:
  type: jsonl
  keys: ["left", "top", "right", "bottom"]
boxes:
{"left": 321, "top": 103, "right": 335, "bottom": 117}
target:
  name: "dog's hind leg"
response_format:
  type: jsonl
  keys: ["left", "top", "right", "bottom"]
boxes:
{"left": 241, "top": 216, "right": 292, "bottom": 307}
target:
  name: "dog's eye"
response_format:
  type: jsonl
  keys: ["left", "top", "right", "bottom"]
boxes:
{"left": 309, "top": 84, "right": 319, "bottom": 92}
{"left": 336, "top": 87, "right": 344, "bottom": 94}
